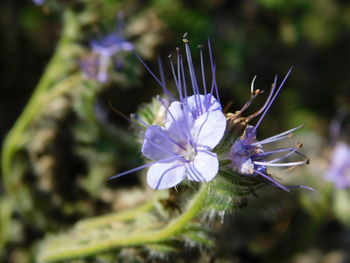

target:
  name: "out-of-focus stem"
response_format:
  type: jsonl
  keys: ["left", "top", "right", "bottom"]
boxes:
{"left": 1, "top": 10, "right": 80, "bottom": 194}
{"left": 38, "top": 183, "right": 210, "bottom": 262}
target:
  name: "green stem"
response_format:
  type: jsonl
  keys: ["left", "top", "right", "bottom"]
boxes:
{"left": 76, "top": 199, "right": 156, "bottom": 230}
{"left": 1, "top": 10, "right": 80, "bottom": 193}
{"left": 39, "top": 183, "right": 210, "bottom": 262}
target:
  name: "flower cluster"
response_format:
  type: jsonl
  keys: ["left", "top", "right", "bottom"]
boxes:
{"left": 111, "top": 36, "right": 310, "bottom": 192}
{"left": 225, "top": 73, "right": 310, "bottom": 191}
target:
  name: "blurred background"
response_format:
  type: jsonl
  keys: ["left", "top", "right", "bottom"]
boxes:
{"left": 1, "top": 0, "right": 350, "bottom": 262}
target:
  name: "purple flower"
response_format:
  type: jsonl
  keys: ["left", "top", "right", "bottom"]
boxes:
{"left": 81, "top": 13, "right": 134, "bottom": 83}
{"left": 110, "top": 37, "right": 226, "bottom": 189}
{"left": 326, "top": 142, "right": 350, "bottom": 189}
{"left": 142, "top": 95, "right": 226, "bottom": 189}
{"left": 33, "top": 0, "right": 44, "bottom": 5}
{"left": 90, "top": 34, "right": 133, "bottom": 83}
{"left": 228, "top": 72, "right": 310, "bottom": 191}
{"left": 326, "top": 112, "right": 350, "bottom": 189}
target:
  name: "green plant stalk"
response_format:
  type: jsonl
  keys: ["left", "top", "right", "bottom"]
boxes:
{"left": 1, "top": 10, "right": 80, "bottom": 194}
{"left": 76, "top": 199, "right": 156, "bottom": 230}
{"left": 39, "top": 183, "right": 210, "bottom": 262}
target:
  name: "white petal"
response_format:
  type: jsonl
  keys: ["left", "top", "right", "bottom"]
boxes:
{"left": 191, "top": 110, "right": 226, "bottom": 149}
{"left": 186, "top": 150, "right": 219, "bottom": 182}
{"left": 147, "top": 161, "right": 186, "bottom": 189}
{"left": 141, "top": 125, "right": 176, "bottom": 161}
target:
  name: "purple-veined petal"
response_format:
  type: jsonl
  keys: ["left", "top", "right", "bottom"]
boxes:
{"left": 141, "top": 125, "right": 179, "bottom": 161}
{"left": 147, "top": 161, "right": 186, "bottom": 189}
{"left": 186, "top": 150, "right": 219, "bottom": 182}
{"left": 191, "top": 110, "right": 226, "bottom": 149}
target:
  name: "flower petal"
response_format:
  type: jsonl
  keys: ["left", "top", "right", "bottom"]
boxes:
{"left": 186, "top": 150, "right": 219, "bottom": 182}
{"left": 147, "top": 161, "right": 186, "bottom": 189}
{"left": 185, "top": 94, "right": 222, "bottom": 117}
{"left": 165, "top": 101, "right": 193, "bottom": 140}
{"left": 141, "top": 125, "right": 177, "bottom": 161}
{"left": 191, "top": 110, "right": 226, "bottom": 149}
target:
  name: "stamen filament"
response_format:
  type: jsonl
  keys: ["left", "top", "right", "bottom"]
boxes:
{"left": 109, "top": 156, "right": 181, "bottom": 179}
{"left": 254, "top": 160, "right": 307, "bottom": 167}
{"left": 135, "top": 52, "right": 175, "bottom": 101}
{"left": 251, "top": 125, "right": 303, "bottom": 146}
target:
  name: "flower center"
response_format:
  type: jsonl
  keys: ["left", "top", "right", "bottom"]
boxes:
{"left": 180, "top": 143, "right": 196, "bottom": 162}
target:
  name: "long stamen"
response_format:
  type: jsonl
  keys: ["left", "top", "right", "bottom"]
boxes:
{"left": 176, "top": 49, "right": 183, "bottom": 101}
{"left": 288, "top": 185, "right": 314, "bottom": 191}
{"left": 254, "top": 160, "right": 308, "bottom": 167}
{"left": 253, "top": 68, "right": 292, "bottom": 133}
{"left": 135, "top": 52, "right": 176, "bottom": 101}
{"left": 158, "top": 56, "right": 167, "bottom": 89}
{"left": 257, "top": 147, "right": 308, "bottom": 159}
{"left": 266, "top": 150, "right": 308, "bottom": 164}
{"left": 255, "top": 170, "right": 290, "bottom": 191}
{"left": 169, "top": 55, "right": 183, "bottom": 101}
{"left": 247, "top": 85, "right": 275, "bottom": 121}
{"left": 183, "top": 37, "right": 202, "bottom": 115}
{"left": 109, "top": 156, "right": 181, "bottom": 179}
{"left": 179, "top": 52, "right": 188, "bottom": 101}
{"left": 199, "top": 45, "right": 210, "bottom": 111}
{"left": 208, "top": 39, "right": 220, "bottom": 104}
{"left": 251, "top": 125, "right": 303, "bottom": 146}
{"left": 199, "top": 45, "right": 208, "bottom": 96}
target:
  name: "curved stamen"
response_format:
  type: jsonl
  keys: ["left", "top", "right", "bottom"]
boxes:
{"left": 252, "top": 68, "right": 292, "bottom": 133}
{"left": 247, "top": 82, "right": 275, "bottom": 121}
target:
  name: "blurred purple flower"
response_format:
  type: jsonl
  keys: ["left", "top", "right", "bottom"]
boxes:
{"left": 228, "top": 72, "right": 310, "bottom": 191}
{"left": 81, "top": 13, "right": 133, "bottom": 83}
{"left": 326, "top": 142, "right": 350, "bottom": 189}
{"left": 33, "top": 0, "right": 44, "bottom": 5}
{"left": 326, "top": 112, "right": 350, "bottom": 189}
{"left": 110, "top": 37, "right": 226, "bottom": 189}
